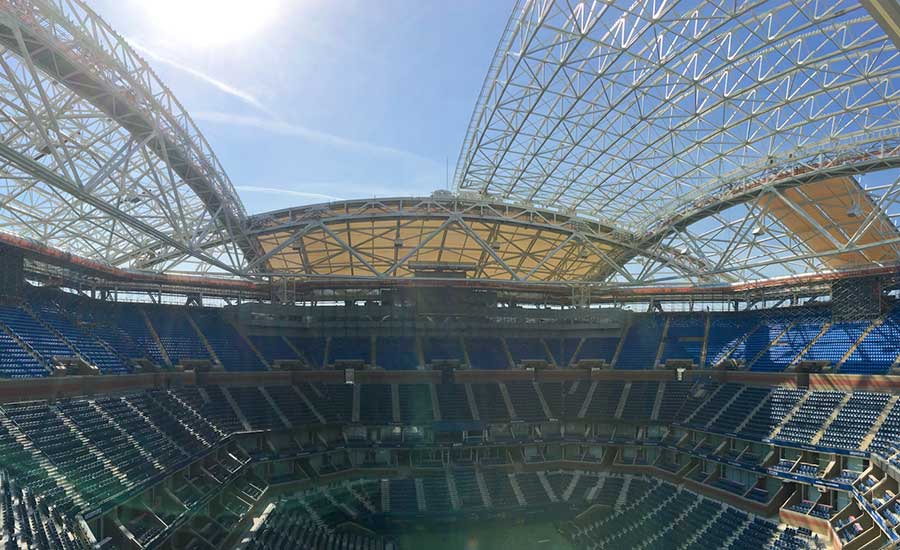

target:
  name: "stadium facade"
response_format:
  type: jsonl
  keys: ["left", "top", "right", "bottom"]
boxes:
{"left": 1, "top": 0, "right": 900, "bottom": 549}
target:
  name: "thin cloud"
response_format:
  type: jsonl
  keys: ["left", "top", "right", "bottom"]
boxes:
{"left": 193, "top": 111, "right": 437, "bottom": 163}
{"left": 234, "top": 186, "right": 344, "bottom": 202}
{"left": 130, "top": 40, "right": 273, "bottom": 116}
{"left": 128, "top": 41, "right": 437, "bottom": 166}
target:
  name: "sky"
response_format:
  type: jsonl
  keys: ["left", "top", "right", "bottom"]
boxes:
{"left": 91, "top": 0, "right": 514, "bottom": 214}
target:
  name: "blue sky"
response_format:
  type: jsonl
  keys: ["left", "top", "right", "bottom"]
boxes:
{"left": 92, "top": 0, "right": 514, "bottom": 214}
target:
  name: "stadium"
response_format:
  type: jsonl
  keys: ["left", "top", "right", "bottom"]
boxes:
{"left": 5, "top": 0, "right": 900, "bottom": 548}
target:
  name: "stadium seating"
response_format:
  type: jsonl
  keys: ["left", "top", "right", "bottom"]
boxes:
{"left": 802, "top": 320, "right": 869, "bottom": 366}
{"left": 359, "top": 384, "right": 393, "bottom": 425}
{"left": 191, "top": 311, "right": 265, "bottom": 371}
{"left": 435, "top": 383, "right": 471, "bottom": 423}
{"left": 819, "top": 392, "right": 890, "bottom": 450}
{"left": 0, "top": 293, "right": 893, "bottom": 550}
{"left": 774, "top": 391, "right": 843, "bottom": 445}
{"left": 0, "top": 305, "right": 73, "bottom": 370}
{"left": 376, "top": 337, "right": 420, "bottom": 370}
{"left": 752, "top": 321, "right": 822, "bottom": 371}
{"left": 464, "top": 337, "right": 509, "bottom": 369}
{"left": 0, "top": 470, "right": 85, "bottom": 549}
{"left": 584, "top": 382, "right": 624, "bottom": 420}
{"left": 422, "top": 337, "right": 465, "bottom": 365}
{"left": 575, "top": 336, "right": 619, "bottom": 364}
{"left": 250, "top": 335, "right": 299, "bottom": 364}
{"left": 619, "top": 381, "right": 658, "bottom": 422}
{"left": 144, "top": 307, "right": 210, "bottom": 365}
{"left": 329, "top": 337, "right": 370, "bottom": 364}
{"left": 658, "top": 316, "right": 705, "bottom": 365}
{"left": 614, "top": 318, "right": 663, "bottom": 369}
{"left": 506, "top": 337, "right": 549, "bottom": 364}
{"left": 32, "top": 303, "right": 129, "bottom": 374}
{"left": 708, "top": 386, "right": 770, "bottom": 434}
{"left": 705, "top": 312, "right": 758, "bottom": 367}
{"left": 397, "top": 384, "right": 433, "bottom": 425}
{"left": 656, "top": 380, "right": 694, "bottom": 423}
{"left": 738, "top": 388, "right": 806, "bottom": 440}
{"left": 3, "top": 294, "right": 900, "bottom": 379}
{"left": 842, "top": 309, "right": 900, "bottom": 374}
{"left": 0, "top": 326, "right": 46, "bottom": 377}
{"left": 505, "top": 381, "right": 546, "bottom": 422}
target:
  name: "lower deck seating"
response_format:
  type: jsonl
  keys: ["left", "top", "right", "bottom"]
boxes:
{"left": 360, "top": 384, "right": 393, "bottom": 425}
{"left": 422, "top": 474, "right": 452, "bottom": 512}
{"left": 819, "top": 392, "right": 890, "bottom": 450}
{"left": 0, "top": 470, "right": 87, "bottom": 550}
{"left": 738, "top": 388, "right": 806, "bottom": 440}
{"left": 620, "top": 381, "right": 658, "bottom": 422}
{"left": 775, "top": 391, "right": 843, "bottom": 444}
{"left": 505, "top": 381, "right": 546, "bottom": 422}
{"left": 397, "top": 384, "right": 433, "bottom": 425}
{"left": 264, "top": 385, "right": 319, "bottom": 427}
{"left": 0, "top": 375, "right": 891, "bottom": 550}
{"left": 435, "top": 384, "right": 471, "bottom": 422}
{"left": 227, "top": 387, "right": 286, "bottom": 431}
{"left": 453, "top": 468, "right": 484, "bottom": 509}
{"left": 303, "top": 383, "right": 353, "bottom": 424}
{"left": 566, "top": 480, "right": 814, "bottom": 550}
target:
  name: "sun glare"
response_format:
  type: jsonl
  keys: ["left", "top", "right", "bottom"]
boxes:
{"left": 140, "top": 0, "right": 281, "bottom": 48}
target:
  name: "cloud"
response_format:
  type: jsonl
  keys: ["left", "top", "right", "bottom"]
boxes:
{"left": 127, "top": 41, "right": 438, "bottom": 166}
{"left": 129, "top": 40, "right": 274, "bottom": 116}
{"left": 193, "top": 111, "right": 437, "bottom": 163}
{"left": 234, "top": 185, "right": 344, "bottom": 202}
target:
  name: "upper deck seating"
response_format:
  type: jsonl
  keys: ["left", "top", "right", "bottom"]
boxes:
{"left": 705, "top": 312, "right": 758, "bottom": 366}
{"left": 328, "top": 337, "right": 370, "bottom": 365}
{"left": 422, "top": 337, "right": 465, "bottom": 365}
{"left": 506, "top": 338, "right": 549, "bottom": 364}
{"left": 282, "top": 337, "right": 323, "bottom": 367}
{"left": 192, "top": 312, "right": 265, "bottom": 371}
{"left": 32, "top": 303, "right": 129, "bottom": 374}
{"left": 375, "top": 337, "right": 419, "bottom": 370}
{"left": 0, "top": 305, "right": 71, "bottom": 369}
{"left": 752, "top": 321, "right": 822, "bottom": 372}
{"left": 465, "top": 337, "right": 509, "bottom": 369}
{"left": 658, "top": 316, "right": 705, "bottom": 365}
{"left": 615, "top": 318, "right": 663, "bottom": 369}
{"left": 249, "top": 335, "right": 299, "bottom": 364}
{"left": 842, "top": 310, "right": 900, "bottom": 374}
{"left": 143, "top": 307, "right": 209, "bottom": 365}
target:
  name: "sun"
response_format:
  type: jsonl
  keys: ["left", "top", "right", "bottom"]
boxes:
{"left": 138, "top": 0, "right": 281, "bottom": 48}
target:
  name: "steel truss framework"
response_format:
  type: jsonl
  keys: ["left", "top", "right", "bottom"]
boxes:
{"left": 0, "top": 0, "right": 253, "bottom": 276}
{"left": 3, "top": 0, "right": 900, "bottom": 289}
{"left": 243, "top": 196, "right": 723, "bottom": 284}
{"left": 456, "top": 0, "right": 900, "bottom": 285}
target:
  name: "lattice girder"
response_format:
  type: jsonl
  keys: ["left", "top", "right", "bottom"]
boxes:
{"left": 457, "top": 0, "right": 900, "bottom": 236}
{"left": 0, "top": 0, "right": 253, "bottom": 275}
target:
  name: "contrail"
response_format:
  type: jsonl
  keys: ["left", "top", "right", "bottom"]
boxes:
{"left": 130, "top": 40, "right": 274, "bottom": 116}
{"left": 234, "top": 185, "right": 344, "bottom": 202}
{"left": 194, "top": 111, "right": 437, "bottom": 163}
